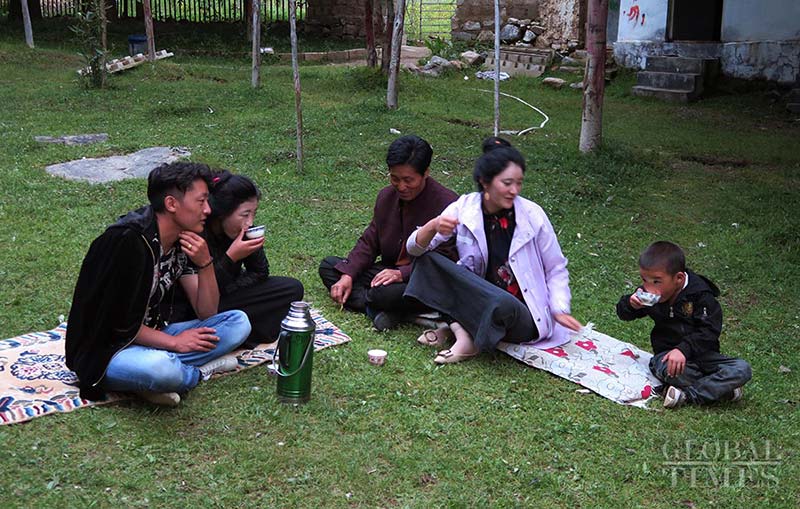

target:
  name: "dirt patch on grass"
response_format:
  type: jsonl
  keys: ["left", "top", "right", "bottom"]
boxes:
{"left": 445, "top": 118, "right": 481, "bottom": 128}
{"left": 679, "top": 155, "right": 750, "bottom": 168}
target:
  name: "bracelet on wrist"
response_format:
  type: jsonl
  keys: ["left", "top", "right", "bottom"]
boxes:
{"left": 198, "top": 258, "right": 214, "bottom": 270}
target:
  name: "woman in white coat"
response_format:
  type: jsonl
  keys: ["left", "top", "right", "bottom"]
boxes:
{"left": 405, "top": 138, "right": 582, "bottom": 363}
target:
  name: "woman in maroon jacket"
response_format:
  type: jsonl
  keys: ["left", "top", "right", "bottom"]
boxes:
{"left": 319, "top": 135, "right": 458, "bottom": 331}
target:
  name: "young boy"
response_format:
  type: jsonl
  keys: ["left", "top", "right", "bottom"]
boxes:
{"left": 616, "top": 241, "right": 751, "bottom": 409}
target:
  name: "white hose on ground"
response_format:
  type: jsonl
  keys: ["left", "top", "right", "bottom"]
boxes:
{"left": 473, "top": 88, "right": 550, "bottom": 136}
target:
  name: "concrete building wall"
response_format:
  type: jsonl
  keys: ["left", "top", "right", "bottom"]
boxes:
{"left": 616, "top": 0, "right": 667, "bottom": 42}
{"left": 613, "top": 0, "right": 800, "bottom": 83}
{"left": 721, "top": 0, "right": 800, "bottom": 42}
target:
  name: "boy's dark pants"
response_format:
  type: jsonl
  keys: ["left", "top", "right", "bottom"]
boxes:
{"left": 649, "top": 350, "right": 752, "bottom": 404}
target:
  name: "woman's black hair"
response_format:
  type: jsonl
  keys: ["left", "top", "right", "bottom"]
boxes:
{"left": 473, "top": 137, "right": 526, "bottom": 190}
{"left": 481, "top": 136, "right": 512, "bottom": 152}
{"left": 208, "top": 170, "right": 262, "bottom": 220}
{"left": 385, "top": 135, "right": 433, "bottom": 176}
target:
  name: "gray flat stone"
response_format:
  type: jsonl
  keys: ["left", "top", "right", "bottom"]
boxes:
{"left": 35, "top": 133, "right": 109, "bottom": 145}
{"left": 46, "top": 146, "right": 191, "bottom": 184}
{"left": 542, "top": 77, "right": 566, "bottom": 89}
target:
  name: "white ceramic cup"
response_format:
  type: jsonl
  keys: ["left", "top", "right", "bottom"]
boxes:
{"left": 245, "top": 225, "right": 265, "bottom": 239}
{"left": 367, "top": 349, "right": 387, "bottom": 366}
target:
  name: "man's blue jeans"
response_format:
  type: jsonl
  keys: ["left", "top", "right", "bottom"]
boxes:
{"left": 103, "top": 310, "right": 250, "bottom": 394}
{"left": 649, "top": 350, "right": 752, "bottom": 404}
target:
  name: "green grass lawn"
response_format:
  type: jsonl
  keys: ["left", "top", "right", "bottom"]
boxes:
{"left": 1, "top": 22, "right": 798, "bottom": 508}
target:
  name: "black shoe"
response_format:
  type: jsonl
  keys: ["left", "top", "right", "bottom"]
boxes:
{"left": 373, "top": 311, "right": 403, "bottom": 332}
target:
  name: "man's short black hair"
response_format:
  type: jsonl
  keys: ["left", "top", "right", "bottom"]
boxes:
{"left": 639, "top": 241, "right": 686, "bottom": 275}
{"left": 148, "top": 162, "right": 213, "bottom": 212}
{"left": 385, "top": 135, "right": 433, "bottom": 176}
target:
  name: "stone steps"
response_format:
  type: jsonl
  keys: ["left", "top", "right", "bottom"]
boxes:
{"left": 636, "top": 71, "right": 703, "bottom": 92}
{"left": 631, "top": 86, "right": 697, "bottom": 103}
{"left": 645, "top": 56, "right": 716, "bottom": 74}
{"left": 632, "top": 56, "right": 718, "bottom": 102}
{"left": 787, "top": 88, "right": 800, "bottom": 114}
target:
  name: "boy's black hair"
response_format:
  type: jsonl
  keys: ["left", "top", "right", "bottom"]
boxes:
{"left": 473, "top": 137, "right": 526, "bottom": 191}
{"left": 148, "top": 162, "right": 213, "bottom": 212}
{"left": 208, "top": 170, "right": 262, "bottom": 220}
{"left": 386, "top": 135, "right": 433, "bottom": 176}
{"left": 639, "top": 241, "right": 686, "bottom": 275}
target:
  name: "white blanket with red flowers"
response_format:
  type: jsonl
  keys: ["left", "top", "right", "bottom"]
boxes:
{"left": 497, "top": 324, "right": 661, "bottom": 409}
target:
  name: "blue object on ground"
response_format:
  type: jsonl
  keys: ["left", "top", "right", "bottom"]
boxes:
{"left": 128, "top": 34, "right": 147, "bottom": 56}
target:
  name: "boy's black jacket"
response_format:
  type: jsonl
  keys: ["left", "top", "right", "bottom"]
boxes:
{"left": 616, "top": 270, "right": 722, "bottom": 358}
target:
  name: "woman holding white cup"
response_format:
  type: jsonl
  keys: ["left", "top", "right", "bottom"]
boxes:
{"left": 172, "top": 171, "right": 304, "bottom": 348}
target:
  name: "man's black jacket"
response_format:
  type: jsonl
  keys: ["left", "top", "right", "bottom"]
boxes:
{"left": 66, "top": 206, "right": 160, "bottom": 400}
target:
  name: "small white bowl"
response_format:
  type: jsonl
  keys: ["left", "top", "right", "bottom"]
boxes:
{"left": 245, "top": 225, "right": 265, "bottom": 239}
{"left": 635, "top": 288, "right": 660, "bottom": 306}
{"left": 367, "top": 349, "right": 387, "bottom": 366}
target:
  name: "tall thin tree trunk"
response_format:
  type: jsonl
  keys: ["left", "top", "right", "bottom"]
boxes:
{"left": 143, "top": 0, "right": 155, "bottom": 61}
{"left": 365, "top": 0, "right": 377, "bottom": 67}
{"left": 386, "top": 0, "right": 405, "bottom": 109}
{"left": 20, "top": 0, "right": 34, "bottom": 48}
{"left": 245, "top": 0, "right": 253, "bottom": 42}
{"left": 381, "top": 0, "right": 394, "bottom": 74}
{"left": 579, "top": 0, "right": 609, "bottom": 153}
{"left": 493, "top": 0, "right": 500, "bottom": 136}
{"left": 289, "top": 0, "right": 304, "bottom": 173}
{"left": 251, "top": 0, "right": 261, "bottom": 88}
{"left": 100, "top": 0, "right": 107, "bottom": 87}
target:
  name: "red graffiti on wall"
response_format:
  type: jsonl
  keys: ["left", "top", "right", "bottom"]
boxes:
{"left": 624, "top": 1, "right": 646, "bottom": 27}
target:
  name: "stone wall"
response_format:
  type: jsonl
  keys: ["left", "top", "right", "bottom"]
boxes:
{"left": 304, "top": 0, "right": 375, "bottom": 39}
{"left": 451, "top": 0, "right": 584, "bottom": 52}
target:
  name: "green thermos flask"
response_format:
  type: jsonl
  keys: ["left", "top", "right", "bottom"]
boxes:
{"left": 274, "top": 301, "right": 315, "bottom": 404}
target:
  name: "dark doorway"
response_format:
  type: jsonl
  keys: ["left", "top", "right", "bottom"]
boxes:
{"left": 668, "top": 0, "right": 723, "bottom": 41}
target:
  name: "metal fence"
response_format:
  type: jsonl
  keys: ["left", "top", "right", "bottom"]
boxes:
{"left": 10, "top": 0, "right": 305, "bottom": 22}
{"left": 405, "top": 0, "right": 456, "bottom": 42}
{"left": 116, "top": 0, "right": 306, "bottom": 22}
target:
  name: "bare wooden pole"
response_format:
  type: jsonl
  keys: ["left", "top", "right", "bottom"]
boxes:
{"left": 289, "top": 0, "right": 304, "bottom": 173}
{"left": 100, "top": 0, "right": 107, "bottom": 87}
{"left": 386, "top": 0, "right": 405, "bottom": 109}
{"left": 365, "top": 0, "right": 377, "bottom": 67}
{"left": 143, "top": 0, "right": 155, "bottom": 61}
{"left": 493, "top": 0, "right": 500, "bottom": 136}
{"left": 245, "top": 0, "right": 253, "bottom": 41}
{"left": 579, "top": 0, "right": 609, "bottom": 153}
{"left": 251, "top": 0, "right": 261, "bottom": 88}
{"left": 20, "top": 0, "right": 34, "bottom": 48}
{"left": 381, "top": 0, "right": 394, "bottom": 73}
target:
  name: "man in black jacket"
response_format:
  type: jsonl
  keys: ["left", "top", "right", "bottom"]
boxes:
{"left": 66, "top": 162, "right": 251, "bottom": 406}
{"left": 617, "top": 241, "right": 751, "bottom": 409}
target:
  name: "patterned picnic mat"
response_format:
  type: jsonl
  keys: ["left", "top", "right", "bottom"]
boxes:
{"left": 498, "top": 324, "right": 662, "bottom": 409}
{"left": 0, "top": 309, "right": 350, "bottom": 425}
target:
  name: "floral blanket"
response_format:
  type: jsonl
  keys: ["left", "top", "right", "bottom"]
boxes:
{"left": 498, "top": 324, "right": 662, "bottom": 409}
{"left": 0, "top": 310, "right": 350, "bottom": 425}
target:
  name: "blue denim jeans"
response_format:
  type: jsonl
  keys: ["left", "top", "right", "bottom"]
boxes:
{"left": 103, "top": 310, "right": 250, "bottom": 394}
{"left": 649, "top": 350, "right": 752, "bottom": 404}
